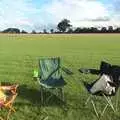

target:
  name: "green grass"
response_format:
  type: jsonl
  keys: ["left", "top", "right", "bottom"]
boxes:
{"left": 0, "top": 34, "right": 120, "bottom": 120}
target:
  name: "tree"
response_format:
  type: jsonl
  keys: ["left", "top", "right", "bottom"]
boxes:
{"left": 89, "top": 27, "right": 98, "bottom": 33}
{"left": 21, "top": 30, "right": 28, "bottom": 34}
{"left": 2, "top": 28, "right": 20, "bottom": 33}
{"left": 74, "top": 27, "right": 82, "bottom": 33}
{"left": 108, "top": 26, "right": 113, "bottom": 33}
{"left": 31, "top": 30, "right": 36, "bottom": 34}
{"left": 67, "top": 28, "right": 73, "bottom": 33}
{"left": 50, "top": 29, "right": 54, "bottom": 33}
{"left": 101, "top": 27, "right": 107, "bottom": 33}
{"left": 57, "top": 19, "right": 72, "bottom": 32}
{"left": 115, "top": 27, "right": 120, "bottom": 33}
{"left": 43, "top": 29, "right": 47, "bottom": 34}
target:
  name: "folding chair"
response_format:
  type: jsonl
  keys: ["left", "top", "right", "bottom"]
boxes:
{"left": 36, "top": 57, "right": 66, "bottom": 105}
{"left": 81, "top": 61, "right": 120, "bottom": 119}
{"left": 84, "top": 75, "right": 118, "bottom": 118}
{"left": 0, "top": 85, "right": 18, "bottom": 120}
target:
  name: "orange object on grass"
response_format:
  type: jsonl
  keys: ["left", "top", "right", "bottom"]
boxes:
{"left": 0, "top": 84, "right": 18, "bottom": 120}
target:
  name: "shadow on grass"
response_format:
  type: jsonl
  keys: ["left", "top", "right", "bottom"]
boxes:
{"left": 62, "top": 67, "right": 74, "bottom": 75}
{"left": 18, "top": 84, "right": 65, "bottom": 107}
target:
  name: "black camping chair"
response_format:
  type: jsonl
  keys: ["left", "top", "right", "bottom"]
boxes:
{"left": 80, "top": 61, "right": 120, "bottom": 119}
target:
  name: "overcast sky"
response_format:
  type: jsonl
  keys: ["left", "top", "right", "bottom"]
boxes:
{"left": 0, "top": 0, "right": 120, "bottom": 32}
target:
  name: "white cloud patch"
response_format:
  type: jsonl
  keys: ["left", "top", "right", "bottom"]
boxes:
{"left": 42, "top": 0, "right": 120, "bottom": 28}
{"left": 43, "top": 0, "right": 109, "bottom": 26}
{"left": 45, "top": 0, "right": 109, "bottom": 21}
{"left": 0, "top": 0, "right": 120, "bottom": 31}
{"left": 0, "top": 0, "right": 36, "bottom": 31}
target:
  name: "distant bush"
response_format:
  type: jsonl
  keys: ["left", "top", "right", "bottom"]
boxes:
{"left": 2, "top": 28, "right": 20, "bottom": 33}
{"left": 21, "top": 30, "right": 28, "bottom": 34}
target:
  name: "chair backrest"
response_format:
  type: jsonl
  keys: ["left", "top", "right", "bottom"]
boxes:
{"left": 110, "top": 65, "right": 120, "bottom": 86}
{"left": 39, "top": 57, "right": 61, "bottom": 81}
{"left": 100, "top": 61, "right": 111, "bottom": 75}
{"left": 100, "top": 61, "right": 120, "bottom": 88}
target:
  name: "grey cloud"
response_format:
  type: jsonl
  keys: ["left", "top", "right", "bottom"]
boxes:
{"left": 90, "top": 17, "right": 110, "bottom": 21}
{"left": 78, "top": 17, "right": 110, "bottom": 22}
{"left": 33, "top": 23, "right": 57, "bottom": 31}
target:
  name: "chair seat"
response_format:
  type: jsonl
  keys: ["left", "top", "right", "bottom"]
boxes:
{"left": 40, "top": 76, "right": 66, "bottom": 88}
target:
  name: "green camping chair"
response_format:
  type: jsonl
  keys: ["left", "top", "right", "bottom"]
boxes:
{"left": 35, "top": 57, "right": 66, "bottom": 105}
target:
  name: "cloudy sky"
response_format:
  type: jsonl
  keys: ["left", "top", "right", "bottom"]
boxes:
{"left": 0, "top": 0, "right": 120, "bottom": 32}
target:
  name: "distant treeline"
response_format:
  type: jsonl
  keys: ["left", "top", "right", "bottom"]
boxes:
{"left": 1, "top": 27, "right": 120, "bottom": 34}
{"left": 1, "top": 19, "right": 120, "bottom": 34}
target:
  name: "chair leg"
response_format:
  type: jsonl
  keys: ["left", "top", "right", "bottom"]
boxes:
{"left": 87, "top": 94, "right": 116, "bottom": 119}
{"left": 41, "top": 86, "right": 44, "bottom": 105}
{"left": 58, "top": 88, "right": 64, "bottom": 102}
{"left": 108, "top": 97, "right": 115, "bottom": 112}
{"left": 91, "top": 100, "right": 99, "bottom": 119}
{"left": 101, "top": 103, "right": 109, "bottom": 117}
{"left": 85, "top": 95, "right": 99, "bottom": 118}
{"left": 103, "top": 94, "right": 115, "bottom": 112}
{"left": 7, "top": 109, "right": 12, "bottom": 120}
{"left": 9, "top": 105, "right": 16, "bottom": 112}
{"left": 90, "top": 98, "right": 109, "bottom": 119}
{"left": 61, "top": 88, "right": 64, "bottom": 102}
{"left": 6, "top": 104, "right": 16, "bottom": 120}
{"left": 85, "top": 95, "right": 92, "bottom": 105}
{"left": 115, "top": 88, "right": 119, "bottom": 111}
{"left": 45, "top": 89, "right": 53, "bottom": 105}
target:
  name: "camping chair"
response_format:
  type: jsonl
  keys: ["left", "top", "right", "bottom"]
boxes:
{"left": 83, "top": 75, "right": 119, "bottom": 119}
{"left": 80, "top": 61, "right": 120, "bottom": 119}
{"left": 35, "top": 57, "right": 66, "bottom": 105}
{"left": 0, "top": 84, "right": 18, "bottom": 120}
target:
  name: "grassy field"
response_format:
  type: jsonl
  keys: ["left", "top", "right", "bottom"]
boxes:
{"left": 0, "top": 34, "right": 120, "bottom": 120}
